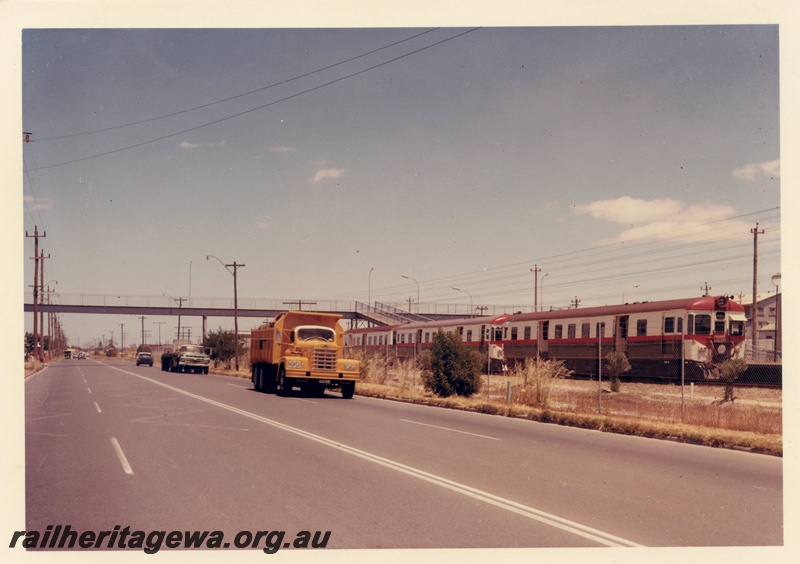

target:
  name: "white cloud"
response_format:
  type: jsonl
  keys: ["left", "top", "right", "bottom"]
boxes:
{"left": 732, "top": 159, "right": 780, "bottom": 181}
{"left": 312, "top": 168, "right": 347, "bottom": 183}
{"left": 179, "top": 140, "right": 227, "bottom": 149}
{"left": 271, "top": 146, "right": 298, "bottom": 153}
{"left": 573, "top": 196, "right": 741, "bottom": 244}
{"left": 24, "top": 194, "right": 53, "bottom": 212}
{"left": 573, "top": 196, "right": 684, "bottom": 225}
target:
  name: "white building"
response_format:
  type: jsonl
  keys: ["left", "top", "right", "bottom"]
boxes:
{"left": 737, "top": 291, "right": 781, "bottom": 362}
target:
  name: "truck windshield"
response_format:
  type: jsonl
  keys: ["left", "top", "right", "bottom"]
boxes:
{"left": 296, "top": 326, "right": 335, "bottom": 342}
{"left": 183, "top": 345, "right": 205, "bottom": 353}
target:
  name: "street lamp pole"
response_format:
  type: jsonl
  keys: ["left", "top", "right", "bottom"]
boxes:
{"left": 452, "top": 287, "right": 473, "bottom": 317}
{"left": 368, "top": 267, "right": 374, "bottom": 308}
{"left": 207, "top": 255, "right": 245, "bottom": 371}
{"left": 401, "top": 275, "right": 420, "bottom": 316}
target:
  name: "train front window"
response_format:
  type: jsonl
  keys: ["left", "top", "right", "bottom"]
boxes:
{"left": 693, "top": 314, "right": 711, "bottom": 335}
{"left": 730, "top": 320, "right": 744, "bottom": 336}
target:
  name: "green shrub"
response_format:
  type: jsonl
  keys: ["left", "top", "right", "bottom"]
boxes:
{"left": 423, "top": 330, "right": 483, "bottom": 397}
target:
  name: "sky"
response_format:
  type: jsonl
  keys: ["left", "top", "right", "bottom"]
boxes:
{"left": 6, "top": 2, "right": 790, "bottom": 350}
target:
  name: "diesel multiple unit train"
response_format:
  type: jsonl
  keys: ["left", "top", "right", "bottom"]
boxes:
{"left": 344, "top": 295, "right": 748, "bottom": 381}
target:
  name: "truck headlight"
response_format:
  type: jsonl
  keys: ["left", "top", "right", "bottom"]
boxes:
{"left": 287, "top": 360, "right": 303, "bottom": 369}
{"left": 342, "top": 363, "right": 357, "bottom": 372}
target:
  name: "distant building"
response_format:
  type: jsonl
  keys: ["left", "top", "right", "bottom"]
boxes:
{"left": 736, "top": 292, "right": 781, "bottom": 361}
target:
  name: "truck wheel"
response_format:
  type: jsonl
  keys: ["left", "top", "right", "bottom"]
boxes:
{"left": 253, "top": 366, "right": 263, "bottom": 392}
{"left": 278, "top": 367, "right": 292, "bottom": 396}
{"left": 204, "top": 367, "right": 209, "bottom": 375}
{"left": 265, "top": 366, "right": 277, "bottom": 394}
{"left": 341, "top": 382, "right": 355, "bottom": 399}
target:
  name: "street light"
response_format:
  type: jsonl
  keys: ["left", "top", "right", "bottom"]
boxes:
{"left": 540, "top": 273, "right": 549, "bottom": 312}
{"left": 452, "top": 287, "right": 473, "bottom": 317}
{"left": 401, "top": 275, "right": 419, "bottom": 316}
{"left": 207, "top": 255, "right": 245, "bottom": 371}
{"left": 368, "top": 267, "right": 374, "bottom": 308}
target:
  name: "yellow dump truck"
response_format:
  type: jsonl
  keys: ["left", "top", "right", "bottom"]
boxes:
{"left": 250, "top": 311, "right": 360, "bottom": 398}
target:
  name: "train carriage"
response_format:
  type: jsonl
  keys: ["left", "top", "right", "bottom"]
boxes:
{"left": 346, "top": 295, "right": 746, "bottom": 382}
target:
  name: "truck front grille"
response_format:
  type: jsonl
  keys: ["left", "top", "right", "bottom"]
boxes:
{"left": 313, "top": 348, "right": 337, "bottom": 371}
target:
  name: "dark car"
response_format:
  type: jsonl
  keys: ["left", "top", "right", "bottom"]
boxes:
{"left": 135, "top": 352, "right": 154, "bottom": 366}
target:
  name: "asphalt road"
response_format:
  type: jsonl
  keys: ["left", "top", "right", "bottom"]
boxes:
{"left": 24, "top": 358, "right": 782, "bottom": 552}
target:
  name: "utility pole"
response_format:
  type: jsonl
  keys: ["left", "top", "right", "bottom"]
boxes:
{"left": 207, "top": 256, "right": 245, "bottom": 371}
{"left": 751, "top": 223, "right": 765, "bottom": 356}
{"left": 139, "top": 316, "right": 147, "bottom": 348}
{"left": 39, "top": 250, "right": 50, "bottom": 359}
{"left": 530, "top": 265, "right": 541, "bottom": 312}
{"left": 701, "top": 282, "right": 712, "bottom": 296}
{"left": 120, "top": 323, "right": 124, "bottom": 355}
{"left": 571, "top": 296, "right": 581, "bottom": 309}
{"left": 26, "top": 226, "right": 46, "bottom": 361}
{"left": 154, "top": 321, "right": 166, "bottom": 345}
{"left": 476, "top": 306, "right": 489, "bottom": 316}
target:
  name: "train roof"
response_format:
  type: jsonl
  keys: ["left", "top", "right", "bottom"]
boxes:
{"left": 346, "top": 296, "right": 743, "bottom": 333}
{"left": 508, "top": 295, "right": 742, "bottom": 323}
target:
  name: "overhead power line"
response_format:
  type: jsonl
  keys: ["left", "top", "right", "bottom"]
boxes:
{"left": 29, "top": 28, "right": 481, "bottom": 172}
{"left": 33, "top": 28, "right": 443, "bottom": 142}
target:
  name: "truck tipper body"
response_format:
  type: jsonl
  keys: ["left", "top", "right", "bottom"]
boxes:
{"left": 161, "top": 341, "right": 211, "bottom": 374}
{"left": 250, "top": 311, "right": 360, "bottom": 398}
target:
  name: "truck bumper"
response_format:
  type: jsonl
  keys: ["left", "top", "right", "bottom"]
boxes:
{"left": 283, "top": 369, "right": 359, "bottom": 382}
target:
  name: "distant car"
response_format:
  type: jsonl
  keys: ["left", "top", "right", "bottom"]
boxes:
{"left": 135, "top": 352, "right": 154, "bottom": 366}
{"left": 76, "top": 351, "right": 86, "bottom": 359}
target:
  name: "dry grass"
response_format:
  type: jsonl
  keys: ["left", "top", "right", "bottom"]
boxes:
{"left": 356, "top": 360, "right": 782, "bottom": 456}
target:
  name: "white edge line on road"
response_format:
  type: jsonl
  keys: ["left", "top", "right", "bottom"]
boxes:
{"left": 111, "top": 437, "right": 134, "bottom": 475}
{"left": 94, "top": 402, "right": 102, "bottom": 413}
{"left": 111, "top": 366, "right": 642, "bottom": 548}
{"left": 400, "top": 418, "right": 501, "bottom": 441}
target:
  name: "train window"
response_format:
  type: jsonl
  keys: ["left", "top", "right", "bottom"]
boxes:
{"left": 567, "top": 324, "right": 576, "bottom": 339}
{"left": 581, "top": 323, "right": 590, "bottom": 339}
{"left": 619, "top": 316, "right": 629, "bottom": 339}
{"left": 677, "top": 317, "right": 683, "bottom": 333}
{"left": 694, "top": 314, "right": 711, "bottom": 335}
{"left": 494, "top": 327, "right": 503, "bottom": 340}
{"left": 637, "top": 319, "right": 647, "bottom": 336}
{"left": 596, "top": 322, "right": 606, "bottom": 338}
{"left": 716, "top": 312, "right": 725, "bottom": 320}
{"left": 425, "top": 332, "right": 430, "bottom": 343}
{"left": 511, "top": 327, "right": 518, "bottom": 340}
{"left": 715, "top": 321, "right": 725, "bottom": 333}
{"left": 524, "top": 326, "right": 531, "bottom": 340}
{"left": 542, "top": 321, "right": 549, "bottom": 340}
{"left": 730, "top": 320, "right": 744, "bottom": 336}
{"left": 554, "top": 324, "right": 563, "bottom": 339}
{"left": 457, "top": 326, "right": 464, "bottom": 338}
{"left": 664, "top": 317, "right": 675, "bottom": 334}
{"left": 466, "top": 330, "right": 473, "bottom": 341}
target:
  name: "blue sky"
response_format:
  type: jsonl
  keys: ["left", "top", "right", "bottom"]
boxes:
{"left": 7, "top": 3, "right": 789, "bottom": 349}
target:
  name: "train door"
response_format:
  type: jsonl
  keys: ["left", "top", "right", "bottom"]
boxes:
{"left": 538, "top": 320, "right": 549, "bottom": 355}
{"left": 615, "top": 315, "right": 629, "bottom": 353}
